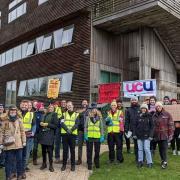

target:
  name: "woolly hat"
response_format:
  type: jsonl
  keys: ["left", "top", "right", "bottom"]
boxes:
{"left": 9, "top": 105, "right": 17, "bottom": 110}
{"left": 140, "top": 103, "right": 148, "bottom": 110}
{"left": 91, "top": 102, "right": 97, "bottom": 109}
{"left": 130, "top": 96, "right": 138, "bottom": 101}
{"left": 155, "top": 101, "right": 163, "bottom": 108}
{"left": 36, "top": 102, "right": 44, "bottom": 110}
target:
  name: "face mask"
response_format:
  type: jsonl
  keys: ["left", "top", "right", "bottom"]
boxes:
{"left": 9, "top": 115, "right": 17, "bottom": 122}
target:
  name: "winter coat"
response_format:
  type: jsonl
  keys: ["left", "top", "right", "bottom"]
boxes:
{"left": 0, "top": 115, "right": 26, "bottom": 151}
{"left": 77, "top": 109, "right": 89, "bottom": 132}
{"left": 38, "top": 112, "right": 57, "bottom": 146}
{"left": 134, "top": 112, "right": 154, "bottom": 139}
{"left": 125, "top": 104, "right": 140, "bottom": 133}
{"left": 34, "top": 111, "right": 44, "bottom": 134}
{"left": 153, "top": 110, "right": 174, "bottom": 141}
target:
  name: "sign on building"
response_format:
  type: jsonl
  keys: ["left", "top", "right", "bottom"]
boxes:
{"left": 123, "top": 79, "right": 156, "bottom": 97}
{"left": 98, "top": 83, "right": 121, "bottom": 103}
{"left": 47, "top": 79, "right": 60, "bottom": 99}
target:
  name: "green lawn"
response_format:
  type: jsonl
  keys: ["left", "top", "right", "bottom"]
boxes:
{"left": 89, "top": 150, "right": 180, "bottom": 180}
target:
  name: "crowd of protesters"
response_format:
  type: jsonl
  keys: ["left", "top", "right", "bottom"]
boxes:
{"left": 0, "top": 95, "right": 179, "bottom": 180}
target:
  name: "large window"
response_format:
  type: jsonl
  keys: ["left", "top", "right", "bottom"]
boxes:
{"left": 8, "top": 1, "right": 27, "bottom": 23}
{"left": 100, "top": 71, "right": 121, "bottom": 83}
{"left": 18, "top": 72, "right": 73, "bottom": 97}
{"left": 0, "top": 25, "right": 75, "bottom": 67}
{"left": 6, "top": 80, "right": 17, "bottom": 106}
{"left": 38, "top": 0, "right": 48, "bottom": 5}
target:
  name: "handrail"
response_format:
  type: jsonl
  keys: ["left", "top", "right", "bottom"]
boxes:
{"left": 92, "top": 0, "right": 180, "bottom": 20}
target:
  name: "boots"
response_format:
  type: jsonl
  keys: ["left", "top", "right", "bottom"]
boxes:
{"left": 33, "top": 159, "right": 38, "bottom": 165}
{"left": 40, "top": 163, "right": 47, "bottom": 170}
{"left": 61, "top": 165, "right": 66, "bottom": 171}
{"left": 49, "top": 163, "right": 54, "bottom": 172}
{"left": 76, "top": 159, "right": 82, "bottom": 165}
{"left": 21, "top": 173, "right": 26, "bottom": 179}
{"left": 71, "top": 165, "right": 75, "bottom": 172}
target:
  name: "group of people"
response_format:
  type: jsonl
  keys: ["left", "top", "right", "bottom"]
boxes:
{"left": 0, "top": 95, "right": 179, "bottom": 180}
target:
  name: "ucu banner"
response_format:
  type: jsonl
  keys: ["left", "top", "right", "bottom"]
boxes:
{"left": 123, "top": 79, "right": 156, "bottom": 97}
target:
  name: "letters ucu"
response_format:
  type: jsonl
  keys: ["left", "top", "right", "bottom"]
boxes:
{"left": 126, "top": 81, "right": 153, "bottom": 92}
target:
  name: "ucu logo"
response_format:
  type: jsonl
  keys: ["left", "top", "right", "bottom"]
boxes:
{"left": 126, "top": 81, "right": 153, "bottom": 92}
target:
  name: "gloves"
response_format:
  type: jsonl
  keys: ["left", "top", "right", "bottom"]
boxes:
{"left": 133, "top": 136, "right": 137, "bottom": 140}
{"left": 67, "top": 129, "right": 72, "bottom": 135}
{"left": 23, "top": 143, "right": 26, "bottom": 147}
{"left": 43, "top": 123, "right": 48, "bottom": 127}
{"left": 84, "top": 133, "right": 88, "bottom": 141}
{"left": 0, "top": 145, "right": 4, "bottom": 150}
{"left": 168, "top": 135, "right": 173, "bottom": 142}
{"left": 125, "top": 131, "right": 132, "bottom": 139}
{"left": 149, "top": 137, "right": 153, "bottom": 141}
{"left": 100, "top": 136, "right": 105, "bottom": 143}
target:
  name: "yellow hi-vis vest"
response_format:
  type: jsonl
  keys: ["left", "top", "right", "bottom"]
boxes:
{"left": 88, "top": 119, "right": 101, "bottom": 138}
{"left": 55, "top": 107, "right": 63, "bottom": 119}
{"left": 23, "top": 112, "right": 34, "bottom": 132}
{"left": 61, "top": 111, "right": 79, "bottom": 135}
{"left": 107, "top": 110, "right": 122, "bottom": 133}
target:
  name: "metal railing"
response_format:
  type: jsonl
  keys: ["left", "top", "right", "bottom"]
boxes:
{"left": 92, "top": 0, "right": 180, "bottom": 20}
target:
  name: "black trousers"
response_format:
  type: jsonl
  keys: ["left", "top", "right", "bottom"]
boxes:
{"left": 107, "top": 132, "right": 123, "bottom": 162}
{"left": 171, "top": 128, "right": 180, "bottom": 151}
{"left": 124, "top": 134, "right": 130, "bottom": 151}
{"left": 62, "top": 134, "right": 76, "bottom": 166}
{"left": 133, "top": 139, "right": 138, "bottom": 162}
{"left": 150, "top": 140, "right": 158, "bottom": 151}
{"left": 41, "top": 144, "right": 53, "bottom": 164}
{"left": 157, "top": 140, "right": 168, "bottom": 162}
{"left": 86, "top": 141, "right": 100, "bottom": 167}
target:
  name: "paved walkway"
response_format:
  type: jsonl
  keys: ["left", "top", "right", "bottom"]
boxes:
{"left": 26, "top": 145, "right": 108, "bottom": 180}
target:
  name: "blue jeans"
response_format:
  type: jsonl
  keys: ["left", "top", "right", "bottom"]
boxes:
{"left": 5, "top": 149, "right": 23, "bottom": 178}
{"left": 137, "top": 139, "right": 153, "bottom": 164}
{"left": 55, "top": 128, "right": 61, "bottom": 159}
{"left": 22, "top": 137, "right": 34, "bottom": 172}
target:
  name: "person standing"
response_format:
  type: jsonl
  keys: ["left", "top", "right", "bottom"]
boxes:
{"left": 20, "top": 100, "right": 36, "bottom": 178}
{"left": 32, "top": 102, "right": 45, "bottom": 165}
{"left": 84, "top": 104, "right": 104, "bottom": 170}
{"left": 60, "top": 101, "right": 79, "bottom": 171}
{"left": 54, "top": 100, "right": 67, "bottom": 164}
{"left": 134, "top": 104, "right": 154, "bottom": 168}
{"left": 170, "top": 99, "right": 180, "bottom": 155}
{"left": 106, "top": 101, "right": 124, "bottom": 163}
{"left": 76, "top": 100, "right": 89, "bottom": 165}
{"left": 163, "top": 96, "right": 171, "bottom": 105}
{"left": 153, "top": 102, "right": 174, "bottom": 169}
{"left": 125, "top": 96, "right": 140, "bottom": 163}
{"left": 38, "top": 104, "right": 57, "bottom": 172}
{"left": 0, "top": 105, "right": 26, "bottom": 180}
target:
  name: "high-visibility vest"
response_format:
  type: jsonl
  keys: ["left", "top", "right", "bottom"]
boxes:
{"left": 61, "top": 111, "right": 79, "bottom": 135}
{"left": 87, "top": 119, "right": 101, "bottom": 138}
{"left": 23, "top": 112, "right": 34, "bottom": 131}
{"left": 107, "top": 110, "right": 123, "bottom": 133}
{"left": 55, "top": 107, "right": 63, "bottom": 119}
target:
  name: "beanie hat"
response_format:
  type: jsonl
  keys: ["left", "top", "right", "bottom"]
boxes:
{"left": 155, "top": 102, "right": 163, "bottom": 108}
{"left": 140, "top": 103, "right": 148, "bottom": 110}
{"left": 9, "top": 105, "right": 17, "bottom": 110}
{"left": 130, "top": 96, "right": 138, "bottom": 101}
{"left": 111, "top": 101, "right": 117, "bottom": 107}
{"left": 91, "top": 102, "right": 97, "bottom": 109}
{"left": 36, "top": 102, "right": 44, "bottom": 110}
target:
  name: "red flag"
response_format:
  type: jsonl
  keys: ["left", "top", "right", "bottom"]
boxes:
{"left": 98, "top": 83, "right": 121, "bottom": 103}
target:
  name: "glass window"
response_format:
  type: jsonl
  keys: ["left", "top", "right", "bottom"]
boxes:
{"left": 22, "top": 42, "right": 28, "bottom": 58}
{"left": 18, "top": 80, "right": 27, "bottom": 96}
{"left": 26, "top": 41, "right": 35, "bottom": 56}
{"left": 36, "top": 36, "right": 44, "bottom": 53}
{"left": 27, "top": 79, "right": 39, "bottom": 96}
{"left": 101, "top": 71, "right": 110, "bottom": 83}
{"left": 38, "top": 0, "right": 48, "bottom": 5}
{"left": 17, "top": 3, "right": 24, "bottom": 18}
{"left": 61, "top": 72, "right": 73, "bottom": 93}
{"left": 6, "top": 49, "right": 13, "bottom": 64}
{"left": 111, "top": 72, "right": 120, "bottom": 82}
{"left": 13, "top": 45, "right": 22, "bottom": 61}
{"left": 53, "top": 29, "right": 63, "bottom": 48}
{"left": 9, "top": 0, "right": 23, "bottom": 10}
{"left": 1, "top": 53, "right": 6, "bottom": 66}
{"left": 6, "top": 80, "right": 17, "bottom": 106}
{"left": 39, "top": 77, "right": 48, "bottom": 95}
{"left": 42, "top": 35, "right": 52, "bottom": 51}
{"left": 62, "top": 26, "right": 74, "bottom": 46}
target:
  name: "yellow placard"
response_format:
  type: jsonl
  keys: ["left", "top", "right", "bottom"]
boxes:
{"left": 47, "top": 79, "right": 60, "bottom": 99}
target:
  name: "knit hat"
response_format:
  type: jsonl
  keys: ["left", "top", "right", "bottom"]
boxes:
{"left": 130, "top": 96, "right": 138, "bottom": 101}
{"left": 36, "top": 102, "right": 44, "bottom": 110}
{"left": 9, "top": 105, "right": 17, "bottom": 110}
{"left": 140, "top": 103, "right": 148, "bottom": 110}
{"left": 91, "top": 102, "right": 97, "bottom": 109}
{"left": 155, "top": 102, "right": 163, "bottom": 108}
{"left": 111, "top": 101, "right": 117, "bottom": 107}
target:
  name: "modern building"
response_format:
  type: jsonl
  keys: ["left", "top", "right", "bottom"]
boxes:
{"left": 0, "top": 0, "right": 180, "bottom": 107}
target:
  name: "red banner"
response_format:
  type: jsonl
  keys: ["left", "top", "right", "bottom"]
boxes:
{"left": 98, "top": 83, "right": 121, "bottom": 103}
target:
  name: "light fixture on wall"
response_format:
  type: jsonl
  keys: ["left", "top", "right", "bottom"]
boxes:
{"left": 83, "top": 49, "right": 90, "bottom": 55}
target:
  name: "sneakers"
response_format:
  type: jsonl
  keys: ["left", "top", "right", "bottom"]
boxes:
{"left": 33, "top": 159, "right": 38, "bottom": 165}
{"left": 61, "top": 165, "right": 66, "bottom": 171}
{"left": 49, "top": 164, "right": 54, "bottom": 172}
{"left": 40, "top": 163, "right": 47, "bottom": 170}
{"left": 161, "top": 161, "right": 167, "bottom": 169}
{"left": 71, "top": 165, "right": 75, "bottom": 172}
{"left": 76, "top": 159, "right": 82, "bottom": 165}
{"left": 21, "top": 173, "right": 26, "bottom": 179}
{"left": 147, "top": 163, "right": 153, "bottom": 168}
{"left": 25, "top": 167, "right": 30, "bottom": 172}
{"left": 173, "top": 150, "right": 176, "bottom": 156}
{"left": 137, "top": 161, "right": 143, "bottom": 168}
{"left": 54, "top": 158, "right": 61, "bottom": 164}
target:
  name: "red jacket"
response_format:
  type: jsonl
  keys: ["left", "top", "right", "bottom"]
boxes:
{"left": 153, "top": 110, "right": 174, "bottom": 141}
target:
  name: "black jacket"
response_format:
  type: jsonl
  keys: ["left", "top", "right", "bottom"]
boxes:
{"left": 125, "top": 104, "right": 140, "bottom": 133}
{"left": 38, "top": 112, "right": 57, "bottom": 146}
{"left": 78, "top": 109, "right": 89, "bottom": 132}
{"left": 134, "top": 112, "right": 154, "bottom": 139}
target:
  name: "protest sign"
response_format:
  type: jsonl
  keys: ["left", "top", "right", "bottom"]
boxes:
{"left": 47, "top": 79, "right": 60, "bottom": 99}
{"left": 164, "top": 105, "right": 180, "bottom": 121}
{"left": 123, "top": 79, "right": 156, "bottom": 97}
{"left": 98, "top": 83, "right": 121, "bottom": 103}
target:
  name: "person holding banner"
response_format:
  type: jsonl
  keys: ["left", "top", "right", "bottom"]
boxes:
{"left": 84, "top": 103, "right": 104, "bottom": 170}
{"left": 106, "top": 101, "right": 124, "bottom": 163}
{"left": 170, "top": 99, "right": 180, "bottom": 156}
{"left": 125, "top": 97, "right": 140, "bottom": 163}
{"left": 153, "top": 102, "right": 174, "bottom": 169}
